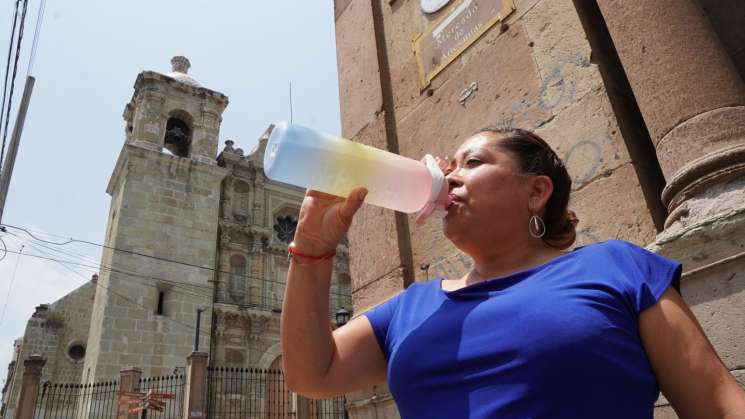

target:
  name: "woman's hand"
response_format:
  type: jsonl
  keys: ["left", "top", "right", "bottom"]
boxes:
{"left": 436, "top": 155, "right": 452, "bottom": 176}
{"left": 292, "top": 187, "right": 368, "bottom": 256}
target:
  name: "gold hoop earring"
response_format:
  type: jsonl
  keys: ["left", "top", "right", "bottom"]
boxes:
{"left": 529, "top": 214, "right": 546, "bottom": 239}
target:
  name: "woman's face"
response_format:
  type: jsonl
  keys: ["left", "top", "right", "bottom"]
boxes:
{"left": 442, "top": 133, "right": 536, "bottom": 246}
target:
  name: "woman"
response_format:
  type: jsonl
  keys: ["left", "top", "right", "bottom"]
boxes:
{"left": 281, "top": 127, "right": 745, "bottom": 418}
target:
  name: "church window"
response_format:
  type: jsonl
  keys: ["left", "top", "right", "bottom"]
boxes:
{"left": 229, "top": 255, "right": 247, "bottom": 303}
{"left": 157, "top": 291, "right": 166, "bottom": 315}
{"left": 68, "top": 343, "right": 86, "bottom": 362}
{"left": 273, "top": 215, "right": 297, "bottom": 244}
{"left": 233, "top": 181, "right": 251, "bottom": 219}
{"left": 163, "top": 117, "right": 191, "bottom": 157}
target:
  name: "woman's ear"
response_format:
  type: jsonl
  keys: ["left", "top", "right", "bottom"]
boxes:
{"left": 529, "top": 175, "right": 554, "bottom": 213}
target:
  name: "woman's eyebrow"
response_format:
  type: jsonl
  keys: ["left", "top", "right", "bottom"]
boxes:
{"left": 455, "top": 147, "right": 479, "bottom": 160}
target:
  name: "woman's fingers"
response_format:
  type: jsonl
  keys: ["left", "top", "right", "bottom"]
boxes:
{"left": 305, "top": 189, "right": 343, "bottom": 202}
{"left": 338, "top": 187, "right": 368, "bottom": 223}
{"left": 436, "top": 156, "right": 450, "bottom": 172}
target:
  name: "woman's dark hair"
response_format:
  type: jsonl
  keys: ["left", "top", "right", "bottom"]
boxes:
{"left": 476, "top": 126, "right": 579, "bottom": 250}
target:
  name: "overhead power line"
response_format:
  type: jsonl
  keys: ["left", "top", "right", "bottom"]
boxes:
{"left": 27, "top": 0, "right": 46, "bottom": 76}
{"left": 0, "top": 0, "right": 29, "bottom": 172}
{"left": 0, "top": 243, "right": 22, "bottom": 326}
{"left": 1, "top": 223, "right": 351, "bottom": 297}
{"left": 30, "top": 243, "right": 212, "bottom": 336}
{"left": 0, "top": 0, "right": 21, "bottom": 169}
{"left": 4, "top": 233, "right": 213, "bottom": 299}
{"left": 0, "top": 242, "right": 211, "bottom": 337}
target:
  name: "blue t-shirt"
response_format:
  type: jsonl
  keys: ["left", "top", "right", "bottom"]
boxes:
{"left": 364, "top": 240, "right": 682, "bottom": 419}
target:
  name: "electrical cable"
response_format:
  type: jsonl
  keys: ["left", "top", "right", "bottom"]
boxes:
{"left": 0, "top": 0, "right": 21, "bottom": 166}
{"left": 2, "top": 223, "right": 351, "bottom": 297}
{"left": 4, "top": 233, "right": 213, "bottom": 299}
{"left": 0, "top": 0, "right": 28, "bottom": 172}
{"left": 0, "top": 234, "right": 7, "bottom": 262}
{"left": 3, "top": 241, "right": 211, "bottom": 336}
{"left": 0, "top": 243, "right": 23, "bottom": 326}
{"left": 26, "top": 0, "right": 46, "bottom": 76}
{"left": 8, "top": 230, "right": 216, "bottom": 292}
{"left": 5, "top": 232, "right": 344, "bottom": 317}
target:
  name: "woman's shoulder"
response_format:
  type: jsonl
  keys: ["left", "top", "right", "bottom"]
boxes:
{"left": 575, "top": 239, "right": 649, "bottom": 257}
{"left": 574, "top": 239, "right": 681, "bottom": 277}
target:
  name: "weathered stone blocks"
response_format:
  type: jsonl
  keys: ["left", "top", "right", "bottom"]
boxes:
{"left": 335, "top": 0, "right": 383, "bottom": 138}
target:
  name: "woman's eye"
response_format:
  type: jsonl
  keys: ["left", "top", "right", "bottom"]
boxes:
{"left": 465, "top": 158, "right": 482, "bottom": 166}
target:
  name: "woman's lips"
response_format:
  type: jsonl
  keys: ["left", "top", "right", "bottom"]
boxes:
{"left": 446, "top": 193, "right": 462, "bottom": 210}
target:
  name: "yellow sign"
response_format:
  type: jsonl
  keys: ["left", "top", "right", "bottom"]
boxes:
{"left": 413, "top": 0, "right": 515, "bottom": 88}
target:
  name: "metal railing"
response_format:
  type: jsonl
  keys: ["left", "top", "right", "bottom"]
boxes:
{"left": 137, "top": 374, "right": 185, "bottom": 419}
{"left": 309, "top": 398, "right": 347, "bottom": 419}
{"left": 33, "top": 380, "right": 119, "bottom": 419}
{"left": 206, "top": 366, "right": 346, "bottom": 418}
{"left": 206, "top": 367, "right": 290, "bottom": 418}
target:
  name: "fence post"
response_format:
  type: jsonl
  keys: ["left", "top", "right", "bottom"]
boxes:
{"left": 183, "top": 351, "right": 208, "bottom": 419}
{"left": 118, "top": 367, "right": 141, "bottom": 419}
{"left": 296, "top": 395, "right": 311, "bottom": 419}
{"left": 13, "top": 354, "right": 45, "bottom": 419}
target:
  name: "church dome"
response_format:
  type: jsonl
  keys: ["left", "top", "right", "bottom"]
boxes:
{"left": 166, "top": 56, "right": 200, "bottom": 87}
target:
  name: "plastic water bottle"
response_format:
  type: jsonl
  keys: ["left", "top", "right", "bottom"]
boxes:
{"left": 263, "top": 122, "right": 449, "bottom": 223}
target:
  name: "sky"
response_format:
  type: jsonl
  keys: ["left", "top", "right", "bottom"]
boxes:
{"left": 0, "top": 0, "right": 341, "bottom": 386}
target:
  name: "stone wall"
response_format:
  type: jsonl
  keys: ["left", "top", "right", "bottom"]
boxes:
{"left": 83, "top": 145, "right": 227, "bottom": 381}
{"left": 4, "top": 282, "right": 95, "bottom": 417}
{"left": 334, "top": 0, "right": 745, "bottom": 418}
{"left": 335, "top": 0, "right": 657, "bottom": 318}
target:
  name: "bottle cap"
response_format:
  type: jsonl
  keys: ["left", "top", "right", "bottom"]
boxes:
{"left": 415, "top": 154, "right": 450, "bottom": 225}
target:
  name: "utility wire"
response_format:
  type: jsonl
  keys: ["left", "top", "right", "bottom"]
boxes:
{"left": 0, "top": 243, "right": 23, "bottom": 326}
{"left": 7, "top": 233, "right": 346, "bottom": 320}
{"left": 3, "top": 242, "right": 211, "bottom": 336}
{"left": 4, "top": 233, "right": 213, "bottom": 299}
{"left": 2, "top": 224, "right": 351, "bottom": 297}
{"left": 0, "top": 234, "right": 6, "bottom": 262}
{"left": 0, "top": 0, "right": 28, "bottom": 172}
{"left": 6, "top": 232, "right": 345, "bottom": 311}
{"left": 0, "top": 0, "right": 21, "bottom": 169}
{"left": 26, "top": 0, "right": 46, "bottom": 76}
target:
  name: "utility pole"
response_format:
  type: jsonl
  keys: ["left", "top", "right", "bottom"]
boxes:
{"left": 0, "top": 75, "right": 35, "bottom": 224}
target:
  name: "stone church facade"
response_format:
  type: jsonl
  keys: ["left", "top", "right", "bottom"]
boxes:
{"left": 1, "top": 56, "right": 351, "bottom": 415}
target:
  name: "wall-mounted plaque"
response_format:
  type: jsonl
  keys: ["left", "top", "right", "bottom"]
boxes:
{"left": 413, "top": 0, "right": 515, "bottom": 88}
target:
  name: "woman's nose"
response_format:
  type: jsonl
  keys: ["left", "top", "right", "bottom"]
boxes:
{"left": 446, "top": 169, "right": 462, "bottom": 190}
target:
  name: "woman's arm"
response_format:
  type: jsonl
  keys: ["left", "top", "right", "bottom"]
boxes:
{"left": 639, "top": 287, "right": 745, "bottom": 418}
{"left": 282, "top": 252, "right": 387, "bottom": 398}
{"left": 281, "top": 187, "right": 387, "bottom": 399}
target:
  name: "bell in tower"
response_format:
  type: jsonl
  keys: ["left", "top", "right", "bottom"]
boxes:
{"left": 83, "top": 57, "right": 230, "bottom": 382}
{"left": 121, "top": 56, "right": 228, "bottom": 163}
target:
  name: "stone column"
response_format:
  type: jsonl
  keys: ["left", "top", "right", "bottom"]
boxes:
{"left": 597, "top": 2, "right": 745, "bottom": 413}
{"left": 13, "top": 355, "right": 45, "bottom": 419}
{"left": 183, "top": 352, "right": 208, "bottom": 419}
{"left": 118, "top": 367, "right": 141, "bottom": 419}
{"left": 596, "top": 0, "right": 745, "bottom": 229}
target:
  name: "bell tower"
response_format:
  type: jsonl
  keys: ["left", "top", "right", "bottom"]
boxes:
{"left": 83, "top": 57, "right": 229, "bottom": 381}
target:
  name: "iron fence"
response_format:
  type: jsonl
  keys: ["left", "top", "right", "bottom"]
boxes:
{"left": 309, "top": 398, "right": 348, "bottom": 419}
{"left": 206, "top": 367, "right": 288, "bottom": 418}
{"left": 137, "top": 374, "right": 185, "bottom": 419}
{"left": 33, "top": 380, "right": 119, "bottom": 419}
{"left": 206, "top": 366, "right": 346, "bottom": 419}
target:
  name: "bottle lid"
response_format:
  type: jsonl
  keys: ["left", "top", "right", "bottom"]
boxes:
{"left": 415, "top": 154, "right": 450, "bottom": 225}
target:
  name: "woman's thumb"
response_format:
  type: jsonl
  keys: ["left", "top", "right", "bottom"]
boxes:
{"left": 339, "top": 187, "right": 368, "bottom": 222}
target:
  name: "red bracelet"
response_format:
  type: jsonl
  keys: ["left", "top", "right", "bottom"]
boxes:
{"left": 288, "top": 242, "right": 336, "bottom": 261}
